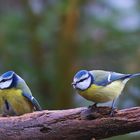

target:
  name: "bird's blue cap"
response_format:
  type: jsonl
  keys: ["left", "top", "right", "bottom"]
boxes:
{"left": 74, "top": 70, "right": 88, "bottom": 79}
{"left": 0, "top": 71, "right": 15, "bottom": 81}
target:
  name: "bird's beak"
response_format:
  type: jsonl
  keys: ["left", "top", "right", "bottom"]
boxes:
{"left": 71, "top": 82, "right": 75, "bottom": 85}
{"left": 71, "top": 82, "right": 76, "bottom": 88}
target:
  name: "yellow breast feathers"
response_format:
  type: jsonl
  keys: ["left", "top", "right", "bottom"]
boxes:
{"left": 0, "top": 88, "right": 33, "bottom": 116}
{"left": 79, "top": 80, "right": 126, "bottom": 103}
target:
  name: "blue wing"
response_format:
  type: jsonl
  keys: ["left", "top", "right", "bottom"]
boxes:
{"left": 91, "top": 70, "right": 132, "bottom": 86}
{"left": 110, "top": 72, "right": 131, "bottom": 82}
{"left": 22, "top": 93, "right": 42, "bottom": 111}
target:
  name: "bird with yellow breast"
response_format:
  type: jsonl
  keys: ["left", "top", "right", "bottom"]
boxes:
{"left": 0, "top": 71, "right": 41, "bottom": 116}
{"left": 72, "top": 70, "right": 140, "bottom": 115}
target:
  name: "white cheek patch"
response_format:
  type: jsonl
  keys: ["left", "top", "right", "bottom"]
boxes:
{"left": 76, "top": 77, "right": 91, "bottom": 90}
{"left": 0, "top": 79, "right": 13, "bottom": 89}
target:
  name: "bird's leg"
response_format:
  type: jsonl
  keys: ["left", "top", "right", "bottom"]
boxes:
{"left": 88, "top": 103, "right": 97, "bottom": 109}
{"left": 93, "top": 103, "right": 97, "bottom": 108}
{"left": 110, "top": 99, "right": 116, "bottom": 116}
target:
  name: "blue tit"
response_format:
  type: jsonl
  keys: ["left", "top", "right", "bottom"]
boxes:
{"left": 72, "top": 70, "right": 140, "bottom": 111}
{"left": 0, "top": 71, "right": 42, "bottom": 116}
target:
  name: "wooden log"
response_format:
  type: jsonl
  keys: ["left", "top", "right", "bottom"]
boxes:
{"left": 0, "top": 106, "right": 140, "bottom": 140}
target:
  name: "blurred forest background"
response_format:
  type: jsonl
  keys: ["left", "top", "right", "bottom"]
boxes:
{"left": 0, "top": 0, "right": 140, "bottom": 139}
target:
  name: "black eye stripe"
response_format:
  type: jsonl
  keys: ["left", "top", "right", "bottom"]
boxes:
{"left": 0, "top": 78, "right": 12, "bottom": 83}
{"left": 77, "top": 76, "right": 90, "bottom": 83}
{"left": 1, "top": 79, "right": 8, "bottom": 82}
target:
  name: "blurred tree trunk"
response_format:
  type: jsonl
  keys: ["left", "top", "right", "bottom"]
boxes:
{"left": 54, "top": 0, "right": 80, "bottom": 108}
{"left": 22, "top": 0, "right": 50, "bottom": 108}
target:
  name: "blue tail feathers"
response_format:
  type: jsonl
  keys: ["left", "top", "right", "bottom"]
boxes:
{"left": 129, "top": 73, "right": 140, "bottom": 79}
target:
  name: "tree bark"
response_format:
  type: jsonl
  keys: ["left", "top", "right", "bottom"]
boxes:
{"left": 0, "top": 106, "right": 140, "bottom": 140}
